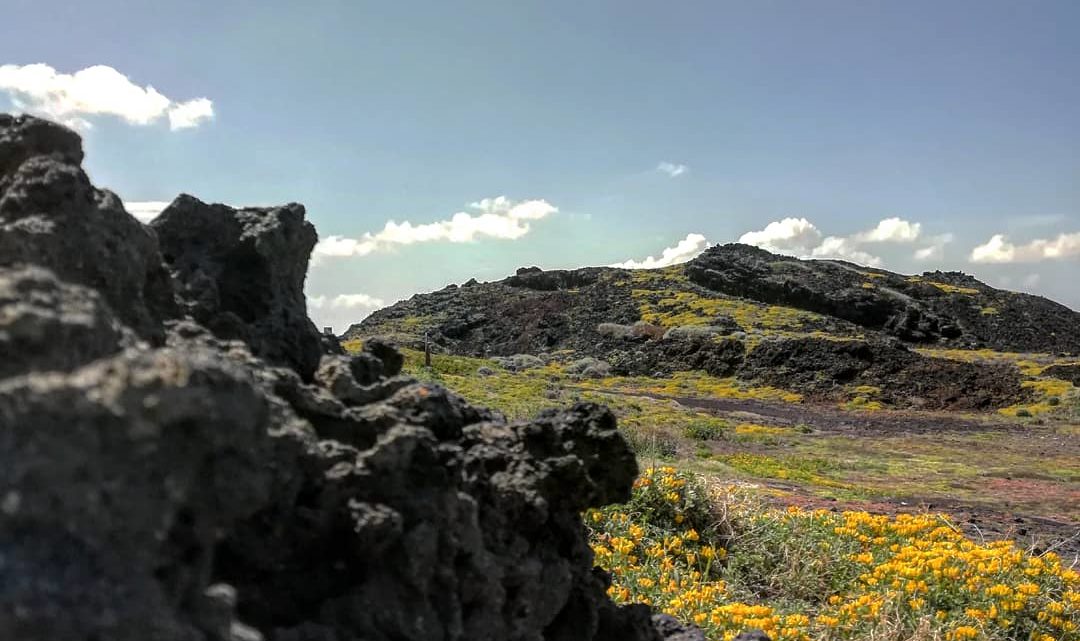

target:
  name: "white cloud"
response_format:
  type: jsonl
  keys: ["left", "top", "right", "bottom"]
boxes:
{"left": 970, "top": 232, "right": 1080, "bottom": 263}
{"left": 313, "top": 196, "right": 557, "bottom": 261}
{"left": 167, "top": 98, "right": 214, "bottom": 130}
{"left": 738, "top": 216, "right": 928, "bottom": 268}
{"left": 307, "top": 293, "right": 386, "bottom": 332}
{"left": 853, "top": 217, "right": 922, "bottom": 243}
{"left": 738, "top": 217, "right": 823, "bottom": 254}
{"left": 656, "top": 162, "right": 688, "bottom": 178}
{"left": 913, "top": 233, "right": 955, "bottom": 261}
{"left": 1023, "top": 273, "right": 1042, "bottom": 288}
{"left": 810, "top": 236, "right": 883, "bottom": 267}
{"left": 124, "top": 200, "right": 171, "bottom": 223}
{"left": 0, "top": 63, "right": 214, "bottom": 131}
{"left": 610, "top": 233, "right": 708, "bottom": 269}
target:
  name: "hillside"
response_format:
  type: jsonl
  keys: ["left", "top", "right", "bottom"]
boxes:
{"left": 346, "top": 243, "right": 1080, "bottom": 411}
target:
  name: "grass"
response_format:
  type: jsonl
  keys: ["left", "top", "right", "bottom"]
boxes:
{"left": 1000, "top": 378, "right": 1078, "bottom": 419}
{"left": 906, "top": 276, "right": 981, "bottom": 296}
{"left": 582, "top": 370, "right": 804, "bottom": 404}
{"left": 352, "top": 342, "right": 1079, "bottom": 638}
{"left": 588, "top": 467, "right": 1079, "bottom": 641}
{"left": 366, "top": 347, "right": 1080, "bottom": 521}
{"left": 633, "top": 289, "right": 824, "bottom": 335}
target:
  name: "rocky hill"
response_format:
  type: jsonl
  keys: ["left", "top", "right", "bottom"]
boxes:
{"left": 0, "top": 114, "right": 704, "bottom": 641}
{"left": 348, "top": 244, "right": 1080, "bottom": 411}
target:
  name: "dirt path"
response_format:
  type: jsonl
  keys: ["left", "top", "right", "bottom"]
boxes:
{"left": 594, "top": 387, "right": 1027, "bottom": 435}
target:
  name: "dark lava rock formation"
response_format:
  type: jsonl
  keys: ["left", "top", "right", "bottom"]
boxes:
{"left": 151, "top": 194, "right": 324, "bottom": 380}
{"left": 349, "top": 242, "right": 1076, "bottom": 409}
{"left": 0, "top": 114, "right": 177, "bottom": 342}
{"left": 738, "top": 337, "right": 1030, "bottom": 411}
{"left": 0, "top": 114, "right": 694, "bottom": 641}
{"left": 688, "top": 244, "right": 1080, "bottom": 353}
{"left": 353, "top": 244, "right": 1080, "bottom": 362}
{"left": 1042, "top": 364, "right": 1080, "bottom": 386}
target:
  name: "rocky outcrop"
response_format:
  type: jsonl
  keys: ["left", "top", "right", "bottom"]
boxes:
{"left": 0, "top": 114, "right": 684, "bottom": 641}
{"left": 1042, "top": 363, "right": 1080, "bottom": 386}
{"left": 687, "top": 244, "right": 1080, "bottom": 353}
{"left": 151, "top": 194, "right": 324, "bottom": 380}
{"left": 0, "top": 114, "right": 177, "bottom": 341}
{"left": 738, "top": 337, "right": 1030, "bottom": 410}
{"left": 605, "top": 336, "right": 746, "bottom": 378}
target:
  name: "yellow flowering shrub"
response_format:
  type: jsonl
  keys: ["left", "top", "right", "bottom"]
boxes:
{"left": 589, "top": 468, "right": 1080, "bottom": 641}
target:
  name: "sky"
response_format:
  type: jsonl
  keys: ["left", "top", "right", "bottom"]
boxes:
{"left": 2, "top": 0, "right": 1078, "bottom": 330}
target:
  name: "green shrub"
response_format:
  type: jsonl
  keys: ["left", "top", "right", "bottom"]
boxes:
{"left": 682, "top": 419, "right": 728, "bottom": 441}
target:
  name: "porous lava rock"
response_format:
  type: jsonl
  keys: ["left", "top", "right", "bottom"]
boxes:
{"left": 0, "top": 114, "right": 690, "bottom": 641}
{"left": 0, "top": 265, "right": 135, "bottom": 378}
{"left": 151, "top": 194, "right": 324, "bottom": 380}
{"left": 0, "top": 114, "right": 177, "bottom": 341}
{"left": 739, "top": 337, "right": 1029, "bottom": 410}
{"left": 1042, "top": 363, "right": 1080, "bottom": 386}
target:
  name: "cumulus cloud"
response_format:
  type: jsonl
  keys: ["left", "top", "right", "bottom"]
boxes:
{"left": 810, "top": 236, "right": 883, "bottom": 267}
{"left": 167, "top": 98, "right": 214, "bottom": 130}
{"left": 656, "top": 162, "right": 688, "bottom": 177}
{"left": 610, "top": 233, "right": 708, "bottom": 269}
{"left": 0, "top": 63, "right": 214, "bottom": 131}
{"left": 913, "top": 233, "right": 955, "bottom": 261}
{"left": 123, "top": 200, "right": 171, "bottom": 223}
{"left": 970, "top": 232, "right": 1080, "bottom": 263}
{"left": 738, "top": 216, "right": 927, "bottom": 267}
{"left": 738, "top": 217, "right": 823, "bottom": 254}
{"left": 853, "top": 217, "right": 922, "bottom": 243}
{"left": 307, "top": 293, "right": 386, "bottom": 332}
{"left": 313, "top": 196, "right": 557, "bottom": 261}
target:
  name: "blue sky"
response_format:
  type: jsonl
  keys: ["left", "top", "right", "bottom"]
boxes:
{"left": 2, "top": 0, "right": 1078, "bottom": 329}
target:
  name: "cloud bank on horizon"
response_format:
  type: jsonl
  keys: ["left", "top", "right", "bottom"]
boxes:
{"left": 312, "top": 196, "right": 557, "bottom": 261}
{"left": 970, "top": 232, "right": 1080, "bottom": 264}
{"left": 0, "top": 63, "right": 213, "bottom": 131}
{"left": 735, "top": 216, "right": 934, "bottom": 267}
{"left": 610, "top": 233, "right": 708, "bottom": 269}
{"left": 608, "top": 217, "right": 1078, "bottom": 281}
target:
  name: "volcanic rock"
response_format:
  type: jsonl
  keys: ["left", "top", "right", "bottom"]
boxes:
{"left": 0, "top": 114, "right": 177, "bottom": 341}
{"left": 0, "top": 113, "right": 688, "bottom": 641}
{"left": 151, "top": 194, "right": 324, "bottom": 380}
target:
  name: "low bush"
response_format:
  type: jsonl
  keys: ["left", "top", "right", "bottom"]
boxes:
{"left": 491, "top": 353, "right": 544, "bottom": 372}
{"left": 683, "top": 419, "right": 729, "bottom": 441}
{"left": 567, "top": 357, "right": 613, "bottom": 379}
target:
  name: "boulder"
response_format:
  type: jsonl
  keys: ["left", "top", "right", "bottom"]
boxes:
{"left": 151, "top": 194, "right": 323, "bottom": 379}
{"left": 0, "top": 114, "right": 177, "bottom": 341}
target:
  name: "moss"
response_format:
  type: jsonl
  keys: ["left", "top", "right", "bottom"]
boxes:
{"left": 906, "top": 276, "right": 979, "bottom": 295}
{"left": 717, "top": 453, "right": 848, "bottom": 487}
{"left": 733, "top": 423, "right": 788, "bottom": 436}
{"left": 999, "top": 377, "right": 1076, "bottom": 418}
{"left": 583, "top": 371, "right": 804, "bottom": 404}
{"left": 634, "top": 288, "right": 822, "bottom": 333}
